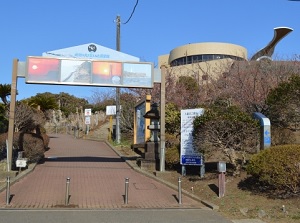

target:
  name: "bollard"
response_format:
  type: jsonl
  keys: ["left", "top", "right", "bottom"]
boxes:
{"left": 124, "top": 178, "right": 129, "bottom": 204}
{"left": 178, "top": 177, "right": 182, "bottom": 204}
{"left": 6, "top": 176, "right": 10, "bottom": 205}
{"left": 218, "top": 172, "right": 225, "bottom": 198}
{"left": 65, "top": 177, "right": 70, "bottom": 206}
{"left": 218, "top": 161, "right": 226, "bottom": 198}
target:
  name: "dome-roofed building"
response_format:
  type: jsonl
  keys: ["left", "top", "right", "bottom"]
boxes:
{"left": 158, "top": 27, "right": 293, "bottom": 82}
{"left": 158, "top": 42, "right": 247, "bottom": 81}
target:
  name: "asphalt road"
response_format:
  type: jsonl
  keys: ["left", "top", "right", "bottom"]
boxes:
{"left": 0, "top": 209, "right": 233, "bottom": 223}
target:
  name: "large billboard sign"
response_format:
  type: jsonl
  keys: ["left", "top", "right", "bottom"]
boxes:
{"left": 26, "top": 56, "right": 154, "bottom": 88}
{"left": 180, "top": 108, "right": 204, "bottom": 165}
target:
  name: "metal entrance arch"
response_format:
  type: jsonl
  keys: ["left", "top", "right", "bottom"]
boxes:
{"left": 6, "top": 57, "right": 157, "bottom": 172}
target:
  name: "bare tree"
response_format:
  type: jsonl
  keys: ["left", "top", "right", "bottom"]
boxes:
{"left": 213, "top": 60, "right": 300, "bottom": 113}
{"left": 14, "top": 103, "right": 35, "bottom": 132}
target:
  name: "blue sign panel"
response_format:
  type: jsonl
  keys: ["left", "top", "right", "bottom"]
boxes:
{"left": 264, "top": 129, "right": 271, "bottom": 144}
{"left": 253, "top": 112, "right": 271, "bottom": 149}
{"left": 264, "top": 136, "right": 271, "bottom": 144}
{"left": 181, "top": 155, "right": 203, "bottom": 165}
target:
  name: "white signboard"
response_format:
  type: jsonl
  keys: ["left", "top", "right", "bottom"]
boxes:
{"left": 106, "top": 105, "right": 122, "bottom": 115}
{"left": 16, "top": 159, "right": 27, "bottom": 168}
{"left": 85, "top": 116, "right": 91, "bottom": 125}
{"left": 180, "top": 108, "right": 204, "bottom": 165}
{"left": 85, "top": 108, "right": 92, "bottom": 116}
{"left": 106, "top": 106, "right": 116, "bottom": 115}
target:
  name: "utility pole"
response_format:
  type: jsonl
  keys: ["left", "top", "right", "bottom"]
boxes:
{"left": 115, "top": 15, "right": 121, "bottom": 144}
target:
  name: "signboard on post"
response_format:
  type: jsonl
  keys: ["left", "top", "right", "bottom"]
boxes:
{"left": 84, "top": 108, "right": 92, "bottom": 116}
{"left": 253, "top": 112, "right": 271, "bottom": 150}
{"left": 85, "top": 116, "right": 91, "bottom": 125}
{"left": 25, "top": 56, "right": 154, "bottom": 88}
{"left": 106, "top": 106, "right": 117, "bottom": 116}
{"left": 16, "top": 159, "right": 27, "bottom": 168}
{"left": 180, "top": 108, "right": 204, "bottom": 167}
{"left": 134, "top": 95, "right": 151, "bottom": 144}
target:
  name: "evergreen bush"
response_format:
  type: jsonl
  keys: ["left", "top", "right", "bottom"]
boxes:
{"left": 165, "top": 146, "right": 180, "bottom": 169}
{"left": 21, "top": 133, "right": 45, "bottom": 163}
{"left": 247, "top": 144, "right": 300, "bottom": 194}
{"left": 0, "top": 132, "right": 47, "bottom": 165}
{"left": 165, "top": 133, "right": 180, "bottom": 169}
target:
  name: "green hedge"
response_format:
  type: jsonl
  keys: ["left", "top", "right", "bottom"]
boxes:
{"left": 247, "top": 145, "right": 300, "bottom": 194}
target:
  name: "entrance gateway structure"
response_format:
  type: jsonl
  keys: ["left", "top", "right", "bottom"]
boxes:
{"left": 6, "top": 43, "right": 166, "bottom": 172}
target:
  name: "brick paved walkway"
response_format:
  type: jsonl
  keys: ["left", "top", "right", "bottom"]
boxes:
{"left": 0, "top": 134, "right": 203, "bottom": 209}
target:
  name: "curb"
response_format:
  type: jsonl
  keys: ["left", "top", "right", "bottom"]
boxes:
{"left": 105, "top": 141, "right": 219, "bottom": 210}
{"left": 0, "top": 163, "right": 37, "bottom": 193}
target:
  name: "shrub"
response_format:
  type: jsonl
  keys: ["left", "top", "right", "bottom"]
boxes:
{"left": 21, "top": 133, "right": 45, "bottom": 163}
{"left": 193, "top": 103, "right": 259, "bottom": 176}
{"left": 40, "top": 133, "right": 50, "bottom": 150}
{"left": 0, "top": 133, "right": 20, "bottom": 161}
{"left": 165, "top": 133, "right": 180, "bottom": 169}
{"left": 0, "top": 132, "right": 47, "bottom": 165}
{"left": 271, "top": 126, "right": 296, "bottom": 146}
{"left": 165, "top": 145, "right": 180, "bottom": 169}
{"left": 247, "top": 144, "right": 300, "bottom": 195}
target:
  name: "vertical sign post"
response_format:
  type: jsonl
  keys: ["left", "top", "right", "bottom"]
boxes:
{"left": 180, "top": 108, "right": 204, "bottom": 176}
{"left": 253, "top": 112, "right": 271, "bottom": 151}
{"left": 84, "top": 108, "right": 92, "bottom": 135}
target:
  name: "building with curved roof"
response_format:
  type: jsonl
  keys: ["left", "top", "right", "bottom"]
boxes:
{"left": 158, "top": 27, "right": 293, "bottom": 82}
{"left": 165, "top": 42, "right": 247, "bottom": 67}
{"left": 158, "top": 42, "right": 247, "bottom": 81}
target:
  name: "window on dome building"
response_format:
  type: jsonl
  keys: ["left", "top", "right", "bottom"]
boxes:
{"left": 169, "top": 54, "right": 244, "bottom": 67}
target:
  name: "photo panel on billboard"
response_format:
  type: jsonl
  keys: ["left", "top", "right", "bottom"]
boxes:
{"left": 92, "top": 61, "right": 122, "bottom": 86}
{"left": 26, "top": 57, "right": 60, "bottom": 83}
{"left": 60, "top": 59, "right": 91, "bottom": 84}
{"left": 122, "top": 62, "right": 153, "bottom": 88}
{"left": 25, "top": 57, "right": 154, "bottom": 88}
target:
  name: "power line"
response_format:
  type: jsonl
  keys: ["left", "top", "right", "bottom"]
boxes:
{"left": 123, "top": 0, "right": 139, "bottom": 24}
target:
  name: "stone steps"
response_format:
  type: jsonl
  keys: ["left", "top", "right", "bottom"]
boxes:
{"left": 84, "top": 121, "right": 112, "bottom": 141}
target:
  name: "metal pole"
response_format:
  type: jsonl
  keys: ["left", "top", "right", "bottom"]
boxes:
{"left": 181, "top": 165, "right": 186, "bottom": 176}
{"left": 124, "top": 177, "right": 129, "bottom": 204}
{"left": 160, "top": 66, "right": 166, "bottom": 172}
{"left": 65, "top": 177, "right": 70, "bottom": 205}
{"left": 115, "top": 15, "right": 121, "bottom": 144}
{"left": 6, "top": 176, "right": 10, "bottom": 205}
{"left": 178, "top": 177, "right": 182, "bottom": 204}
{"left": 76, "top": 107, "right": 79, "bottom": 139}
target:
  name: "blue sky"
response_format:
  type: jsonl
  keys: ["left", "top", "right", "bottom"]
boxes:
{"left": 1, "top": 0, "right": 300, "bottom": 101}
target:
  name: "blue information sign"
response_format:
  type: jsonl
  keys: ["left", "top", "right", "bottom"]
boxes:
{"left": 181, "top": 155, "right": 203, "bottom": 165}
